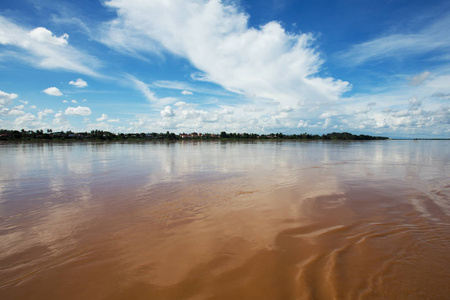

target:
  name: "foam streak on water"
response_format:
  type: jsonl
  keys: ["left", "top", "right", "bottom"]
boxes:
{"left": 0, "top": 140, "right": 449, "bottom": 299}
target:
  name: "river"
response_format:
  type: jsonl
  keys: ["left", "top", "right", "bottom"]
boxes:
{"left": 0, "top": 140, "right": 449, "bottom": 299}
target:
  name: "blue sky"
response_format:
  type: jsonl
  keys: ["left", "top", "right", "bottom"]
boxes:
{"left": 0, "top": 0, "right": 449, "bottom": 138}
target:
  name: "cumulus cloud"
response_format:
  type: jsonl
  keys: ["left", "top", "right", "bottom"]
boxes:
{"left": 0, "top": 108, "right": 9, "bottom": 116}
{"left": 69, "top": 78, "right": 88, "bottom": 88}
{"left": 174, "top": 101, "right": 188, "bottom": 107}
{"left": 408, "top": 96, "right": 422, "bottom": 110}
{"left": 8, "top": 109, "right": 25, "bottom": 116}
{"left": 322, "top": 117, "right": 332, "bottom": 129}
{"left": 181, "top": 90, "right": 193, "bottom": 95}
{"left": 53, "top": 111, "right": 69, "bottom": 127}
{"left": 65, "top": 106, "right": 92, "bottom": 116}
{"left": 96, "top": 113, "right": 108, "bottom": 121}
{"left": 132, "top": 101, "right": 292, "bottom": 133}
{"left": 29, "top": 27, "right": 68, "bottom": 46}
{"left": 102, "top": 0, "right": 349, "bottom": 107}
{"left": 43, "top": 87, "right": 63, "bottom": 96}
{"left": 410, "top": 71, "right": 431, "bottom": 86}
{"left": 297, "top": 120, "right": 309, "bottom": 128}
{"left": 319, "top": 111, "right": 337, "bottom": 118}
{"left": 14, "top": 113, "right": 37, "bottom": 128}
{"left": 38, "top": 108, "right": 55, "bottom": 119}
{"left": 161, "top": 106, "right": 175, "bottom": 118}
{"left": 0, "top": 16, "right": 99, "bottom": 76}
{"left": 0, "top": 90, "right": 18, "bottom": 107}
{"left": 71, "top": 99, "right": 77, "bottom": 103}
{"left": 322, "top": 89, "right": 450, "bottom": 136}
{"left": 379, "top": 106, "right": 448, "bottom": 131}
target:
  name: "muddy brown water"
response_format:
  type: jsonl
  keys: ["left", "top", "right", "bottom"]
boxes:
{"left": 0, "top": 140, "right": 449, "bottom": 299}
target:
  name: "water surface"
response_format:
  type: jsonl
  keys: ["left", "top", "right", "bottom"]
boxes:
{"left": 0, "top": 140, "right": 449, "bottom": 299}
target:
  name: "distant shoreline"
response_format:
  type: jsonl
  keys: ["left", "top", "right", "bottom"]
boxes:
{"left": 1, "top": 129, "right": 390, "bottom": 142}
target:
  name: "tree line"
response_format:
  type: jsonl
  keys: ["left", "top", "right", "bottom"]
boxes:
{"left": 0, "top": 129, "right": 389, "bottom": 141}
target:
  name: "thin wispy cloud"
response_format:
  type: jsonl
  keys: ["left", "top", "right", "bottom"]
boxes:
{"left": 126, "top": 74, "right": 178, "bottom": 106}
{"left": 339, "top": 14, "right": 450, "bottom": 66}
{"left": 410, "top": 71, "right": 431, "bottom": 86}
{"left": 152, "top": 80, "right": 234, "bottom": 97}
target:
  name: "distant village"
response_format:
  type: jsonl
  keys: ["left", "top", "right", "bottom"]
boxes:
{"left": 0, "top": 129, "right": 389, "bottom": 141}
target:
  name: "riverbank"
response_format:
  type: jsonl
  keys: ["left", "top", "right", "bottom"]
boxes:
{"left": 0, "top": 129, "right": 389, "bottom": 142}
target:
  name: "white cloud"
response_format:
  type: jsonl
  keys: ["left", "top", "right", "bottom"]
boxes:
{"left": 408, "top": 96, "right": 422, "bottom": 110}
{"left": 153, "top": 80, "right": 231, "bottom": 97}
{"left": 297, "top": 120, "right": 309, "bottom": 128}
{"left": 132, "top": 101, "right": 292, "bottom": 133}
{"left": 69, "top": 78, "right": 88, "bottom": 88}
{"left": 127, "top": 74, "right": 177, "bottom": 105}
{"left": 43, "top": 87, "right": 63, "bottom": 96}
{"left": 410, "top": 71, "right": 431, "bottom": 86}
{"left": 432, "top": 92, "right": 450, "bottom": 99}
{"left": 38, "top": 108, "right": 55, "bottom": 119}
{"left": 0, "top": 90, "right": 18, "bottom": 107}
{"left": 19, "top": 100, "right": 28, "bottom": 105}
{"left": 322, "top": 117, "right": 332, "bottom": 129}
{"left": 319, "top": 111, "right": 337, "bottom": 118}
{"left": 340, "top": 15, "right": 450, "bottom": 65}
{"left": 174, "top": 101, "right": 188, "bottom": 107}
{"left": 153, "top": 80, "right": 193, "bottom": 91}
{"left": 102, "top": 0, "right": 349, "bottom": 107}
{"left": 65, "top": 106, "right": 92, "bottom": 116}
{"left": 0, "top": 16, "right": 99, "bottom": 76}
{"left": 161, "top": 106, "right": 175, "bottom": 118}
{"left": 8, "top": 109, "right": 25, "bottom": 116}
{"left": 62, "top": 100, "right": 68, "bottom": 103}
{"left": 128, "top": 75, "right": 157, "bottom": 102}
{"left": 28, "top": 27, "right": 68, "bottom": 46}
{"left": 71, "top": 99, "right": 77, "bottom": 103}
{"left": 181, "top": 90, "right": 193, "bottom": 95}
{"left": 278, "top": 106, "right": 294, "bottom": 113}
{"left": 323, "top": 86, "right": 450, "bottom": 137}
{"left": 96, "top": 113, "right": 108, "bottom": 121}
{"left": 53, "top": 111, "right": 69, "bottom": 127}
{"left": 13, "top": 112, "right": 50, "bottom": 129}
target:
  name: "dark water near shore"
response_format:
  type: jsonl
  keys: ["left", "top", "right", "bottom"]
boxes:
{"left": 0, "top": 140, "right": 449, "bottom": 299}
